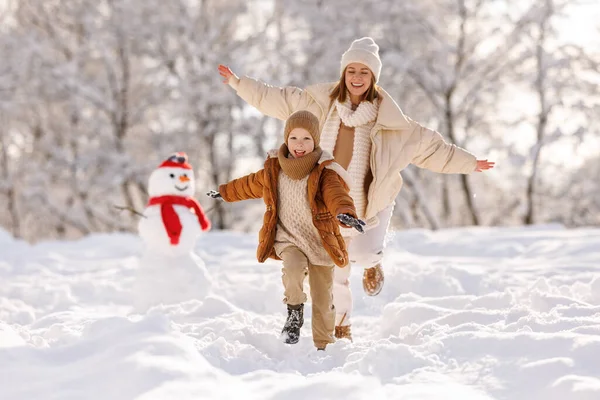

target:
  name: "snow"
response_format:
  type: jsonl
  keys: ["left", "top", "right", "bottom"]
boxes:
{"left": 1, "top": 225, "right": 600, "bottom": 399}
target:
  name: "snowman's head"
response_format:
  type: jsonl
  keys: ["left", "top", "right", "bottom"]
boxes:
{"left": 148, "top": 153, "right": 195, "bottom": 197}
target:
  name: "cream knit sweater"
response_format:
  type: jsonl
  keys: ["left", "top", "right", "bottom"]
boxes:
{"left": 273, "top": 172, "right": 333, "bottom": 266}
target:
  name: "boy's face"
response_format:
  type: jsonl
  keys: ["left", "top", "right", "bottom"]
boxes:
{"left": 287, "top": 128, "right": 315, "bottom": 158}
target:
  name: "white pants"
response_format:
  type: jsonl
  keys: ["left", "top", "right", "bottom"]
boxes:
{"left": 333, "top": 205, "right": 394, "bottom": 326}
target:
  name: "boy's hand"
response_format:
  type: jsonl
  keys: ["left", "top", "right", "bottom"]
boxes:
{"left": 337, "top": 214, "right": 366, "bottom": 233}
{"left": 206, "top": 190, "right": 223, "bottom": 200}
{"left": 475, "top": 159, "right": 495, "bottom": 172}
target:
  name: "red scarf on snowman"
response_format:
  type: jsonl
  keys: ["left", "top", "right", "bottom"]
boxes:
{"left": 147, "top": 195, "right": 211, "bottom": 245}
{"left": 147, "top": 153, "right": 211, "bottom": 245}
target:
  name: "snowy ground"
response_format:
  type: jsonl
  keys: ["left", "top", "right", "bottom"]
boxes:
{"left": 1, "top": 225, "right": 600, "bottom": 400}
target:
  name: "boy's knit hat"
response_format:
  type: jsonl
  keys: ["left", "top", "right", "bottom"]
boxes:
{"left": 283, "top": 110, "right": 321, "bottom": 147}
{"left": 340, "top": 37, "right": 382, "bottom": 83}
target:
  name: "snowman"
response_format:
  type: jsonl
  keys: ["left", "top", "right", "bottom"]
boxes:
{"left": 134, "top": 152, "right": 212, "bottom": 311}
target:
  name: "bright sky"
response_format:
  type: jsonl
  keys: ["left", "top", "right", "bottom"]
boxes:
{"left": 559, "top": 2, "right": 600, "bottom": 50}
{"left": 551, "top": 1, "right": 600, "bottom": 168}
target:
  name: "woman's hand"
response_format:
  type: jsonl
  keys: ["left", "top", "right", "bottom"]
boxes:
{"left": 218, "top": 64, "right": 239, "bottom": 85}
{"left": 475, "top": 159, "right": 495, "bottom": 172}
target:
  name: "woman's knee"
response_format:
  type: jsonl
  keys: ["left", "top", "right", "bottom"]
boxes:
{"left": 333, "top": 264, "right": 352, "bottom": 284}
{"left": 349, "top": 250, "right": 384, "bottom": 268}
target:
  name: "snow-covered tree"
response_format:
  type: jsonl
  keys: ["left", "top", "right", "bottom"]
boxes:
{"left": 514, "top": 0, "right": 599, "bottom": 225}
{"left": 1, "top": 0, "right": 598, "bottom": 241}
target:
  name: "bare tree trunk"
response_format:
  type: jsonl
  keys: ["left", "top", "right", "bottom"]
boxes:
{"left": 208, "top": 148, "right": 226, "bottom": 230}
{"left": 6, "top": 185, "right": 21, "bottom": 239}
{"left": 112, "top": 35, "right": 137, "bottom": 224}
{"left": 2, "top": 157, "right": 21, "bottom": 239}
{"left": 441, "top": 176, "right": 451, "bottom": 224}
{"left": 199, "top": 110, "right": 226, "bottom": 230}
{"left": 444, "top": 92, "right": 479, "bottom": 225}
{"left": 402, "top": 169, "right": 440, "bottom": 230}
{"left": 442, "top": 1, "right": 479, "bottom": 226}
{"left": 524, "top": 3, "right": 550, "bottom": 225}
{"left": 72, "top": 22, "right": 99, "bottom": 233}
{"left": 253, "top": 117, "right": 269, "bottom": 157}
{"left": 460, "top": 174, "right": 478, "bottom": 225}
{"left": 0, "top": 118, "right": 22, "bottom": 238}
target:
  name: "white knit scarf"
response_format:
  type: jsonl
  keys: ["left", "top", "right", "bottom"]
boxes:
{"left": 321, "top": 96, "right": 379, "bottom": 155}
{"left": 321, "top": 95, "right": 380, "bottom": 234}
{"left": 336, "top": 97, "right": 379, "bottom": 128}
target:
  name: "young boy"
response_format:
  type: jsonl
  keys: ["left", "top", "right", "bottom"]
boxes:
{"left": 207, "top": 110, "right": 364, "bottom": 351}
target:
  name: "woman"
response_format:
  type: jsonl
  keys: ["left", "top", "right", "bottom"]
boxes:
{"left": 217, "top": 37, "right": 494, "bottom": 340}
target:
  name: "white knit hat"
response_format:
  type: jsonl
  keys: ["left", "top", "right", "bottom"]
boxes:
{"left": 340, "top": 37, "right": 382, "bottom": 83}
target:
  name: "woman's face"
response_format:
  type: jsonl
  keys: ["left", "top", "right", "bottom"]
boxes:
{"left": 287, "top": 128, "right": 315, "bottom": 158}
{"left": 345, "top": 63, "right": 373, "bottom": 100}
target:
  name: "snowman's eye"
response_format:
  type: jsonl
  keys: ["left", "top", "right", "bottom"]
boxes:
{"left": 169, "top": 173, "right": 175, "bottom": 178}
{"left": 183, "top": 174, "right": 188, "bottom": 178}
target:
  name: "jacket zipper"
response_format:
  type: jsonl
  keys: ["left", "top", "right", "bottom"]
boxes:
{"left": 366, "top": 127, "right": 379, "bottom": 218}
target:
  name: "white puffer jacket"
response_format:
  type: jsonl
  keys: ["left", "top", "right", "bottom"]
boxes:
{"left": 231, "top": 77, "right": 477, "bottom": 220}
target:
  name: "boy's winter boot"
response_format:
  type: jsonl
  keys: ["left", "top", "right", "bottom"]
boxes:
{"left": 281, "top": 303, "right": 304, "bottom": 344}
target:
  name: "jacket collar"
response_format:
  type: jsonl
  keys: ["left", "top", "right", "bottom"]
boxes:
{"left": 267, "top": 148, "right": 335, "bottom": 165}
{"left": 305, "top": 82, "right": 411, "bottom": 131}
{"left": 265, "top": 149, "right": 351, "bottom": 188}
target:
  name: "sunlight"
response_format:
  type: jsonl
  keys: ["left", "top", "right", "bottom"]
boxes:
{"left": 559, "top": 3, "right": 600, "bottom": 49}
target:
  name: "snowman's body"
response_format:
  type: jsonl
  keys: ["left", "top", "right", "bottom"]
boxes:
{"left": 134, "top": 251, "right": 209, "bottom": 310}
{"left": 138, "top": 204, "right": 202, "bottom": 257}
{"left": 134, "top": 153, "right": 211, "bottom": 311}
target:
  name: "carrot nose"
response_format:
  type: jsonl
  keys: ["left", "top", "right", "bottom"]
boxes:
{"left": 179, "top": 175, "right": 190, "bottom": 183}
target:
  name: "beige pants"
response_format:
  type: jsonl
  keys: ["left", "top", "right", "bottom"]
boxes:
{"left": 280, "top": 246, "right": 335, "bottom": 348}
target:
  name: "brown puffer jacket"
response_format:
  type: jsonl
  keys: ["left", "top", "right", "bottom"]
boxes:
{"left": 219, "top": 151, "right": 356, "bottom": 267}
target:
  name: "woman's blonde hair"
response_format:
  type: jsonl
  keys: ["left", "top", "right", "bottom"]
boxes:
{"left": 329, "top": 66, "right": 380, "bottom": 104}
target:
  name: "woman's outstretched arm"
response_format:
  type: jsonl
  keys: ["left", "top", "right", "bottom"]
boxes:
{"left": 217, "top": 64, "right": 317, "bottom": 122}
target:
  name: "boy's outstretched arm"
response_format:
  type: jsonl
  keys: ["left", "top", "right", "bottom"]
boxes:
{"left": 320, "top": 169, "right": 361, "bottom": 227}
{"left": 214, "top": 169, "right": 267, "bottom": 202}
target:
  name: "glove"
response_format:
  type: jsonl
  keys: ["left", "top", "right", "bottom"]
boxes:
{"left": 336, "top": 213, "right": 366, "bottom": 233}
{"left": 206, "top": 190, "right": 223, "bottom": 201}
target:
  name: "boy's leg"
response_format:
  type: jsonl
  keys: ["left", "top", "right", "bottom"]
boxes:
{"left": 280, "top": 246, "right": 309, "bottom": 306}
{"left": 308, "top": 263, "right": 335, "bottom": 349}
{"left": 280, "top": 246, "right": 308, "bottom": 344}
